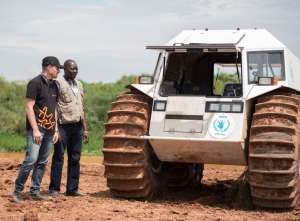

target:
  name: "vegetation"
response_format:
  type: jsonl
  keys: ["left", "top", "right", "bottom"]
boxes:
{"left": 0, "top": 73, "right": 237, "bottom": 155}
{"left": 214, "top": 73, "right": 240, "bottom": 95}
{"left": 0, "top": 75, "right": 135, "bottom": 155}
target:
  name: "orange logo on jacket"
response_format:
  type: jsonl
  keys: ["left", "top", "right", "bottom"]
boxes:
{"left": 37, "top": 106, "right": 55, "bottom": 130}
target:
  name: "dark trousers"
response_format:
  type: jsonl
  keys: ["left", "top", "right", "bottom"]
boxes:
{"left": 49, "top": 122, "right": 83, "bottom": 193}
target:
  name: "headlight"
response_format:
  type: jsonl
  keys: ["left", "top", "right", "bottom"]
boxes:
{"left": 231, "top": 103, "right": 243, "bottom": 112}
{"left": 220, "top": 103, "right": 231, "bottom": 112}
{"left": 206, "top": 102, "right": 243, "bottom": 113}
{"left": 138, "top": 75, "right": 154, "bottom": 84}
{"left": 209, "top": 103, "right": 219, "bottom": 111}
{"left": 153, "top": 100, "right": 167, "bottom": 111}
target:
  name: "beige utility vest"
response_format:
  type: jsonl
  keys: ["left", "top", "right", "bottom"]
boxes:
{"left": 56, "top": 76, "right": 84, "bottom": 124}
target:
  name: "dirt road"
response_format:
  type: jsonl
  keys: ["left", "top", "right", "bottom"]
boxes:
{"left": 1, "top": 152, "right": 300, "bottom": 221}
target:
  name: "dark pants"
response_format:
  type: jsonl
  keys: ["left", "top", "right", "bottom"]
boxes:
{"left": 49, "top": 122, "right": 83, "bottom": 193}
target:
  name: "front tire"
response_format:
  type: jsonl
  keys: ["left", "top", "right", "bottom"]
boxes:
{"left": 103, "top": 92, "right": 160, "bottom": 199}
{"left": 248, "top": 92, "right": 300, "bottom": 208}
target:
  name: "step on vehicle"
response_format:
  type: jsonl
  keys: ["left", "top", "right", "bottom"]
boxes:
{"left": 103, "top": 29, "right": 300, "bottom": 209}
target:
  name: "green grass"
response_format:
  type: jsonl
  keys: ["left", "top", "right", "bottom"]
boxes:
{"left": 0, "top": 131, "right": 103, "bottom": 156}
{"left": 82, "top": 129, "right": 103, "bottom": 156}
{"left": 0, "top": 133, "right": 26, "bottom": 152}
{"left": 0, "top": 129, "right": 104, "bottom": 156}
{"left": 0, "top": 75, "right": 134, "bottom": 155}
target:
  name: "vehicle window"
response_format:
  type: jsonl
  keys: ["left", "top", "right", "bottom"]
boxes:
{"left": 213, "top": 63, "right": 241, "bottom": 96}
{"left": 248, "top": 51, "right": 285, "bottom": 83}
{"left": 159, "top": 52, "right": 242, "bottom": 97}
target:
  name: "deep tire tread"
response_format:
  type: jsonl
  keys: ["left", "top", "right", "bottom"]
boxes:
{"left": 249, "top": 92, "right": 300, "bottom": 209}
{"left": 103, "top": 92, "right": 157, "bottom": 199}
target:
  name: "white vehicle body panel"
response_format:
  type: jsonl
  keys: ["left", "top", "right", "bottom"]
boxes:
{"left": 145, "top": 137, "right": 245, "bottom": 165}
{"left": 167, "top": 30, "right": 245, "bottom": 45}
{"left": 285, "top": 48, "right": 300, "bottom": 91}
{"left": 147, "top": 97, "right": 247, "bottom": 165}
{"left": 130, "top": 84, "right": 155, "bottom": 97}
{"left": 166, "top": 29, "right": 283, "bottom": 49}
{"left": 132, "top": 29, "right": 300, "bottom": 98}
{"left": 130, "top": 29, "right": 300, "bottom": 165}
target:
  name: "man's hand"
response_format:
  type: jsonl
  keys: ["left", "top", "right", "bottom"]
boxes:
{"left": 52, "top": 131, "right": 59, "bottom": 144}
{"left": 33, "top": 129, "right": 42, "bottom": 145}
{"left": 26, "top": 98, "right": 42, "bottom": 145}
{"left": 83, "top": 131, "right": 89, "bottom": 144}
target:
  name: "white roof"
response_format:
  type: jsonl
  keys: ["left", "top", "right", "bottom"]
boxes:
{"left": 158, "top": 29, "right": 286, "bottom": 50}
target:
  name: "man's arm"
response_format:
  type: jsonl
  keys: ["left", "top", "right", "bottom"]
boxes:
{"left": 52, "top": 108, "right": 59, "bottom": 144}
{"left": 80, "top": 81, "right": 89, "bottom": 144}
{"left": 25, "top": 98, "right": 42, "bottom": 144}
{"left": 82, "top": 104, "right": 89, "bottom": 144}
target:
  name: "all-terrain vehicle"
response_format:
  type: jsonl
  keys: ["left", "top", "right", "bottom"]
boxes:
{"left": 103, "top": 29, "right": 300, "bottom": 209}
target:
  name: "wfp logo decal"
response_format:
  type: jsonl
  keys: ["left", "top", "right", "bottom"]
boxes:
{"left": 209, "top": 114, "right": 235, "bottom": 138}
{"left": 213, "top": 117, "right": 230, "bottom": 133}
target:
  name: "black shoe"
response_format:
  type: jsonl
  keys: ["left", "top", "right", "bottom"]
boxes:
{"left": 31, "top": 192, "right": 50, "bottom": 201}
{"left": 66, "top": 191, "right": 85, "bottom": 197}
{"left": 12, "top": 192, "right": 23, "bottom": 203}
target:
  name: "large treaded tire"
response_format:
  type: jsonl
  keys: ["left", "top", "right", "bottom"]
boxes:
{"left": 103, "top": 92, "right": 159, "bottom": 199}
{"left": 249, "top": 92, "right": 300, "bottom": 208}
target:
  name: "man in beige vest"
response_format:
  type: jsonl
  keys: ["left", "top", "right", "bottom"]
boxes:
{"left": 49, "top": 59, "right": 88, "bottom": 196}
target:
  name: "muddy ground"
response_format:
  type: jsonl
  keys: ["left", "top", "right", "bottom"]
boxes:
{"left": 0, "top": 153, "right": 300, "bottom": 221}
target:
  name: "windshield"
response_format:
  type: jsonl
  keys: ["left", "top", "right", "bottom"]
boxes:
{"left": 213, "top": 63, "right": 241, "bottom": 96}
{"left": 248, "top": 51, "right": 285, "bottom": 83}
{"left": 159, "top": 51, "right": 242, "bottom": 97}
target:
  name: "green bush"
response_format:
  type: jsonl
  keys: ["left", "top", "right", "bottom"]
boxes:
{"left": 0, "top": 75, "right": 134, "bottom": 154}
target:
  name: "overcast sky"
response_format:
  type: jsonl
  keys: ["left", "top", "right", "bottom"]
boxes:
{"left": 0, "top": 0, "right": 299, "bottom": 82}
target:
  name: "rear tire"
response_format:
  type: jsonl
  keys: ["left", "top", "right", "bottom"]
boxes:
{"left": 161, "top": 163, "right": 204, "bottom": 190}
{"left": 248, "top": 92, "right": 300, "bottom": 208}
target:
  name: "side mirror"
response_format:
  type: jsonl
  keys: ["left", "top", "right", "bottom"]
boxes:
{"left": 258, "top": 76, "right": 273, "bottom": 85}
{"left": 138, "top": 75, "right": 154, "bottom": 84}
